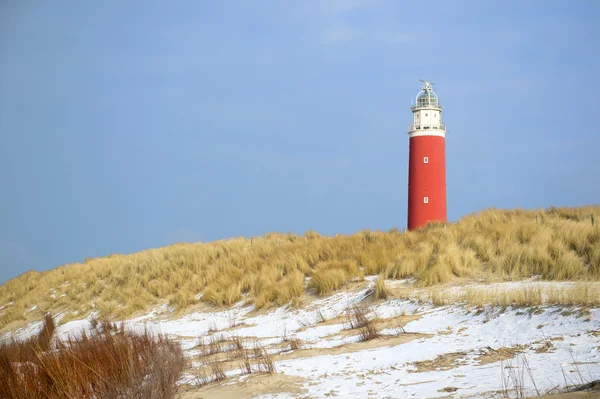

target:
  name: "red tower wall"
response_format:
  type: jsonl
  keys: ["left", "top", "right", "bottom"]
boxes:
{"left": 407, "top": 134, "right": 447, "bottom": 230}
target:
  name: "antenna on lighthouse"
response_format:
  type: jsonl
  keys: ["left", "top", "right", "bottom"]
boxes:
{"left": 419, "top": 79, "right": 435, "bottom": 89}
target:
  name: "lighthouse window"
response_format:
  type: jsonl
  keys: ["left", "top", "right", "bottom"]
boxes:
{"left": 424, "top": 197, "right": 429, "bottom": 204}
{"left": 423, "top": 157, "right": 429, "bottom": 164}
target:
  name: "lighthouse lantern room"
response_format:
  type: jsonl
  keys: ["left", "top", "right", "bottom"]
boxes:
{"left": 407, "top": 80, "right": 447, "bottom": 230}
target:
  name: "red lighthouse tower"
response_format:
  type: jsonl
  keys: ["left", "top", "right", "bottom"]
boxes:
{"left": 407, "top": 80, "right": 447, "bottom": 230}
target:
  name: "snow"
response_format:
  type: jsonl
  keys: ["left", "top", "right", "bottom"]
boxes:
{"left": 3, "top": 280, "right": 600, "bottom": 398}
{"left": 55, "top": 319, "right": 94, "bottom": 340}
{"left": 275, "top": 306, "right": 600, "bottom": 398}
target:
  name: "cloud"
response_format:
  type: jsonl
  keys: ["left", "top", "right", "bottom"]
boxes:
{"left": 164, "top": 228, "right": 204, "bottom": 244}
{"left": 320, "top": 21, "right": 358, "bottom": 44}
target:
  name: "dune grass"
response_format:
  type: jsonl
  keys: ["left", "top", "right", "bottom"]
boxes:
{"left": 0, "top": 205, "right": 599, "bottom": 330}
{"left": 422, "top": 282, "right": 600, "bottom": 308}
{"left": 373, "top": 273, "right": 389, "bottom": 300}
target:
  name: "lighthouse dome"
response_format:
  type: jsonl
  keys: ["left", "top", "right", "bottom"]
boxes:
{"left": 416, "top": 89, "right": 439, "bottom": 108}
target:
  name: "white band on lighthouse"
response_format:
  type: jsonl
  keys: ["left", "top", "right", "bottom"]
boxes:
{"left": 408, "top": 131, "right": 446, "bottom": 138}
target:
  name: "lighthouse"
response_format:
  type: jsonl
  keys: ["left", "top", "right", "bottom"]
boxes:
{"left": 407, "top": 80, "right": 447, "bottom": 230}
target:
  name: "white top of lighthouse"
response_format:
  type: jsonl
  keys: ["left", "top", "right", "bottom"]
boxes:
{"left": 408, "top": 80, "right": 446, "bottom": 136}
{"left": 414, "top": 80, "right": 439, "bottom": 108}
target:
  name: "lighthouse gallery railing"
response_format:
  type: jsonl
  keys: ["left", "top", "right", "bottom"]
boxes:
{"left": 408, "top": 122, "right": 446, "bottom": 132}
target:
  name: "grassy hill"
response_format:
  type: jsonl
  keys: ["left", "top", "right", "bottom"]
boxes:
{"left": 1, "top": 205, "right": 599, "bottom": 331}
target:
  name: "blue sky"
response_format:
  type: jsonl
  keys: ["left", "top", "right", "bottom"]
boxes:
{"left": 1, "top": 1, "right": 599, "bottom": 284}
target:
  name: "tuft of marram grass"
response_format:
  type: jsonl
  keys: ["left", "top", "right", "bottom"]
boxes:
{"left": 373, "top": 274, "right": 389, "bottom": 300}
{"left": 309, "top": 260, "right": 359, "bottom": 295}
{"left": 1, "top": 206, "right": 599, "bottom": 329}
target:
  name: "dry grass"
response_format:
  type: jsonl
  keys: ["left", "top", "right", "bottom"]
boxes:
{"left": 466, "top": 283, "right": 600, "bottom": 307}
{"left": 0, "top": 314, "right": 186, "bottom": 399}
{"left": 420, "top": 282, "right": 600, "bottom": 308}
{"left": 252, "top": 343, "right": 276, "bottom": 374}
{"left": 286, "top": 337, "right": 302, "bottom": 351}
{"left": 196, "top": 334, "right": 243, "bottom": 357}
{"left": 282, "top": 327, "right": 302, "bottom": 351}
{"left": 194, "top": 341, "right": 276, "bottom": 386}
{"left": 208, "top": 360, "right": 226, "bottom": 382}
{"left": 1, "top": 205, "right": 599, "bottom": 330}
{"left": 193, "top": 331, "right": 280, "bottom": 386}
{"left": 345, "top": 305, "right": 381, "bottom": 342}
{"left": 236, "top": 346, "right": 252, "bottom": 375}
{"left": 309, "top": 260, "right": 358, "bottom": 295}
{"left": 373, "top": 274, "right": 389, "bottom": 300}
{"left": 500, "top": 354, "right": 540, "bottom": 398}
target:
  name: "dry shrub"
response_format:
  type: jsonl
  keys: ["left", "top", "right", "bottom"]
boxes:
{"left": 230, "top": 335, "right": 244, "bottom": 351}
{"left": 287, "top": 337, "right": 302, "bottom": 350}
{"left": 194, "top": 333, "right": 282, "bottom": 383}
{"left": 282, "top": 329, "right": 302, "bottom": 351}
{"left": 345, "top": 305, "right": 370, "bottom": 333}
{"left": 252, "top": 343, "right": 276, "bottom": 374}
{"left": 237, "top": 347, "right": 252, "bottom": 375}
{"left": 209, "top": 360, "right": 226, "bottom": 382}
{"left": 208, "top": 334, "right": 227, "bottom": 355}
{"left": 345, "top": 305, "right": 380, "bottom": 341}
{"left": 359, "top": 322, "right": 381, "bottom": 342}
{"left": 196, "top": 334, "right": 238, "bottom": 357}
{"left": 0, "top": 314, "right": 185, "bottom": 399}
